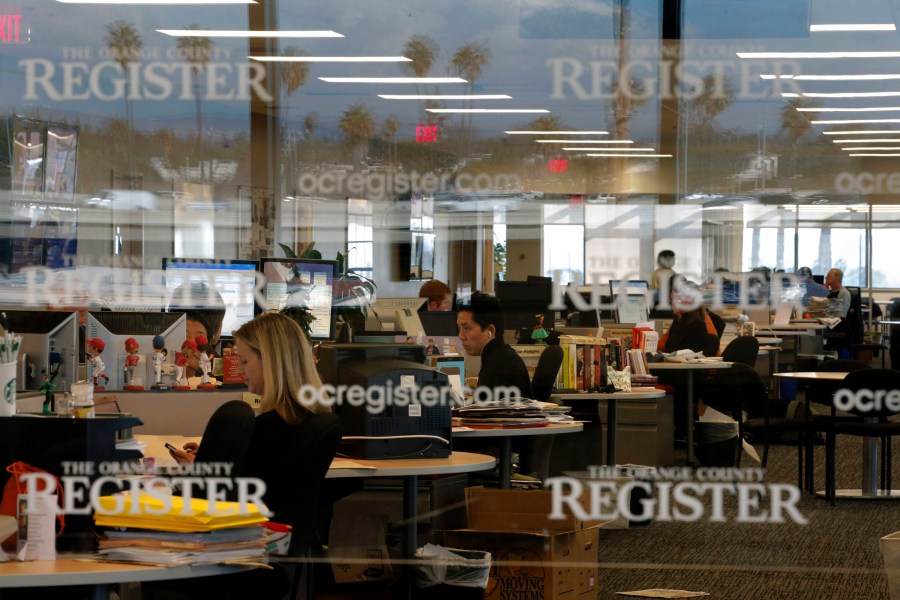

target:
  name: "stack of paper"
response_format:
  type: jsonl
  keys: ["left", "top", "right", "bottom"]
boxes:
{"left": 453, "top": 398, "right": 569, "bottom": 427}
{"left": 94, "top": 493, "right": 271, "bottom": 566}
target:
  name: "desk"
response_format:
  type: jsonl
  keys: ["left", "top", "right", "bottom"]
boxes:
{"left": 648, "top": 362, "right": 733, "bottom": 464}
{"left": 773, "top": 371, "right": 900, "bottom": 500}
{"left": 551, "top": 391, "right": 666, "bottom": 466}
{"left": 138, "top": 435, "right": 496, "bottom": 589}
{"left": 0, "top": 557, "right": 251, "bottom": 599}
{"left": 452, "top": 422, "right": 583, "bottom": 488}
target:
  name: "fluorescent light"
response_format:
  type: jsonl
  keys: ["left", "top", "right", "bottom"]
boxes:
{"left": 798, "top": 106, "right": 900, "bottom": 112}
{"left": 782, "top": 93, "right": 801, "bottom": 98}
{"left": 824, "top": 130, "right": 900, "bottom": 134}
{"left": 159, "top": 29, "right": 340, "bottom": 37}
{"left": 505, "top": 130, "right": 608, "bottom": 135}
{"left": 833, "top": 139, "right": 900, "bottom": 143}
{"left": 251, "top": 56, "right": 410, "bottom": 62}
{"left": 65, "top": 0, "right": 254, "bottom": 3}
{"left": 800, "top": 91, "right": 900, "bottom": 98}
{"left": 563, "top": 147, "right": 655, "bottom": 151}
{"left": 585, "top": 153, "right": 672, "bottom": 158}
{"left": 795, "top": 74, "right": 900, "bottom": 81}
{"left": 378, "top": 94, "right": 511, "bottom": 100}
{"left": 841, "top": 146, "right": 900, "bottom": 150}
{"left": 849, "top": 153, "right": 900, "bottom": 156}
{"left": 813, "top": 119, "right": 900, "bottom": 124}
{"left": 536, "top": 139, "right": 633, "bottom": 144}
{"left": 319, "top": 77, "right": 466, "bottom": 83}
{"left": 738, "top": 51, "right": 900, "bottom": 58}
{"left": 811, "top": 23, "right": 896, "bottom": 31}
{"left": 426, "top": 108, "right": 549, "bottom": 114}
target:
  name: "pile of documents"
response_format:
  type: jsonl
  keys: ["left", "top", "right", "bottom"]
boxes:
{"left": 453, "top": 399, "right": 571, "bottom": 427}
{"left": 94, "top": 493, "right": 272, "bottom": 566}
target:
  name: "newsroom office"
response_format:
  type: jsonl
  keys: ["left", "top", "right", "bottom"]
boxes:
{"left": 2, "top": 1, "right": 900, "bottom": 596}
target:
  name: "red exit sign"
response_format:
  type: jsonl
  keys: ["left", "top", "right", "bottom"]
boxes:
{"left": 548, "top": 159, "right": 568, "bottom": 173}
{"left": 416, "top": 124, "right": 437, "bottom": 143}
{"left": 0, "top": 11, "right": 24, "bottom": 44}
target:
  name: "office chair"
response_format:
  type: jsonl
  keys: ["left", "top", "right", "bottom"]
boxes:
{"left": 516, "top": 345, "right": 565, "bottom": 482}
{"left": 825, "top": 368, "right": 900, "bottom": 504}
{"left": 721, "top": 336, "right": 760, "bottom": 367}
{"left": 532, "top": 345, "right": 564, "bottom": 402}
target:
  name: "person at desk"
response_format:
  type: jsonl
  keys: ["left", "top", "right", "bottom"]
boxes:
{"left": 825, "top": 268, "right": 851, "bottom": 318}
{"left": 798, "top": 266, "right": 828, "bottom": 305}
{"left": 419, "top": 278, "right": 453, "bottom": 311}
{"left": 170, "top": 311, "right": 342, "bottom": 597}
{"left": 168, "top": 283, "right": 226, "bottom": 377}
{"left": 659, "top": 282, "right": 720, "bottom": 355}
{"left": 457, "top": 291, "right": 532, "bottom": 398}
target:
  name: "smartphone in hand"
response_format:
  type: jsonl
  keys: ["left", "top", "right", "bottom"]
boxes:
{"left": 165, "top": 443, "right": 178, "bottom": 453}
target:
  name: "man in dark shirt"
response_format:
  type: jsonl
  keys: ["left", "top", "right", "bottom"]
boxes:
{"left": 457, "top": 291, "right": 532, "bottom": 398}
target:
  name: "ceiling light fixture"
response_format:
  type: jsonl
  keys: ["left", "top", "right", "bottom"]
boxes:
{"left": 848, "top": 153, "right": 900, "bottom": 156}
{"left": 563, "top": 147, "right": 655, "bottom": 151}
{"left": 64, "top": 0, "right": 254, "bottom": 3}
{"left": 833, "top": 138, "right": 900, "bottom": 143}
{"left": 800, "top": 91, "right": 900, "bottom": 98}
{"left": 320, "top": 77, "right": 466, "bottom": 83}
{"left": 739, "top": 51, "right": 900, "bottom": 58}
{"left": 840, "top": 146, "right": 900, "bottom": 150}
{"left": 810, "top": 23, "right": 896, "bottom": 31}
{"left": 159, "top": 29, "right": 339, "bottom": 37}
{"left": 536, "top": 139, "right": 633, "bottom": 144}
{"left": 585, "top": 153, "right": 672, "bottom": 158}
{"left": 812, "top": 119, "right": 900, "bottom": 124}
{"left": 378, "top": 94, "right": 511, "bottom": 100}
{"left": 505, "top": 130, "right": 609, "bottom": 135}
{"left": 426, "top": 108, "right": 549, "bottom": 113}
{"left": 251, "top": 56, "right": 410, "bottom": 62}
{"left": 798, "top": 106, "right": 900, "bottom": 112}
{"left": 794, "top": 74, "right": 900, "bottom": 81}
{"left": 824, "top": 130, "right": 900, "bottom": 134}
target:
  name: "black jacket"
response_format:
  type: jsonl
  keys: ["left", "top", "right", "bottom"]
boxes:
{"left": 476, "top": 338, "right": 533, "bottom": 398}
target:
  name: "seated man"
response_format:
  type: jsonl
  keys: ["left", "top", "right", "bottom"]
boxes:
{"left": 419, "top": 279, "right": 453, "bottom": 311}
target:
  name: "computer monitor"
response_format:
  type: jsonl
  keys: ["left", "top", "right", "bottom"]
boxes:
{"left": 609, "top": 279, "right": 650, "bottom": 297}
{"left": 420, "top": 311, "right": 460, "bottom": 337}
{"left": 367, "top": 307, "right": 426, "bottom": 338}
{"left": 86, "top": 311, "right": 186, "bottom": 390}
{"left": 316, "top": 343, "right": 450, "bottom": 459}
{"left": 371, "top": 297, "right": 427, "bottom": 312}
{"left": 162, "top": 259, "right": 258, "bottom": 338}
{"left": 615, "top": 294, "right": 650, "bottom": 324}
{"left": 259, "top": 257, "right": 338, "bottom": 340}
{"left": 3, "top": 310, "right": 78, "bottom": 392}
{"left": 494, "top": 279, "right": 555, "bottom": 332}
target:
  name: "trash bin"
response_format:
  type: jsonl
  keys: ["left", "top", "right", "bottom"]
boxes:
{"left": 881, "top": 531, "right": 900, "bottom": 600}
{"left": 412, "top": 544, "right": 491, "bottom": 600}
{"left": 695, "top": 421, "right": 739, "bottom": 467}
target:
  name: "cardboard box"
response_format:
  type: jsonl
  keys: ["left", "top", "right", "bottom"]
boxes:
{"left": 442, "top": 527, "right": 599, "bottom": 600}
{"left": 327, "top": 499, "right": 393, "bottom": 584}
{"left": 440, "top": 487, "right": 602, "bottom": 600}
{"left": 464, "top": 486, "right": 606, "bottom": 531}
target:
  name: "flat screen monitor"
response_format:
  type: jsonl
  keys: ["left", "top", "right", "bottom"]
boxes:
{"left": 259, "top": 258, "right": 338, "bottom": 340}
{"left": 162, "top": 259, "right": 258, "bottom": 338}
{"left": 86, "top": 311, "right": 186, "bottom": 390}
{"left": 4, "top": 310, "right": 78, "bottom": 392}
{"left": 420, "top": 311, "right": 460, "bottom": 337}
{"left": 615, "top": 294, "right": 650, "bottom": 324}
{"left": 609, "top": 279, "right": 650, "bottom": 297}
{"left": 494, "top": 279, "right": 555, "bottom": 332}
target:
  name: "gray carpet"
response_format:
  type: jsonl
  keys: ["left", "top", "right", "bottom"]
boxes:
{"left": 597, "top": 437, "right": 900, "bottom": 599}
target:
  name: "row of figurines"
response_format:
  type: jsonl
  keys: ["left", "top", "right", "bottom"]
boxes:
{"left": 83, "top": 335, "right": 226, "bottom": 390}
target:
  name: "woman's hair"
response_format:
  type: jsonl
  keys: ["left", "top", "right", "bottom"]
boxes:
{"left": 233, "top": 311, "right": 330, "bottom": 424}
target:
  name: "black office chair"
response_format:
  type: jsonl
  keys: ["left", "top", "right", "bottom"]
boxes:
{"left": 721, "top": 336, "right": 760, "bottom": 367}
{"left": 825, "top": 368, "right": 900, "bottom": 504}
{"left": 532, "top": 345, "right": 564, "bottom": 402}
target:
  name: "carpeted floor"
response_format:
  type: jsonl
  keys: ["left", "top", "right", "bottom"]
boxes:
{"left": 597, "top": 437, "right": 900, "bottom": 599}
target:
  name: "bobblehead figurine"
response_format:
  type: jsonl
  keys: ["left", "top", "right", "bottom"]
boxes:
{"left": 195, "top": 334, "right": 216, "bottom": 389}
{"left": 173, "top": 339, "right": 197, "bottom": 390}
{"left": 150, "top": 335, "right": 168, "bottom": 389}
{"left": 123, "top": 337, "right": 143, "bottom": 390}
{"left": 86, "top": 337, "right": 109, "bottom": 390}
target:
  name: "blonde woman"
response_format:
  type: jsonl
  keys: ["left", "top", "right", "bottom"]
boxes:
{"left": 171, "top": 311, "right": 342, "bottom": 560}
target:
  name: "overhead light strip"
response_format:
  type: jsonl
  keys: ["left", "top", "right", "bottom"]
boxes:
{"left": 379, "top": 94, "right": 511, "bottom": 100}
{"left": 585, "top": 153, "right": 672, "bottom": 158}
{"left": 536, "top": 139, "right": 633, "bottom": 144}
{"left": 812, "top": 119, "right": 900, "bottom": 124}
{"left": 832, "top": 138, "right": 900, "bottom": 143}
{"left": 798, "top": 107, "right": 900, "bottom": 112}
{"left": 841, "top": 146, "right": 900, "bottom": 150}
{"left": 64, "top": 0, "right": 255, "bottom": 3}
{"left": 251, "top": 56, "right": 410, "bottom": 62}
{"left": 427, "top": 108, "right": 549, "bottom": 113}
{"left": 810, "top": 24, "right": 896, "bottom": 31}
{"left": 564, "top": 147, "right": 655, "bottom": 151}
{"left": 798, "top": 91, "right": 900, "bottom": 98}
{"left": 739, "top": 51, "right": 900, "bottom": 59}
{"left": 159, "top": 29, "right": 339, "bottom": 37}
{"left": 824, "top": 130, "right": 900, "bottom": 135}
{"left": 849, "top": 153, "right": 900, "bottom": 156}
{"left": 505, "top": 130, "right": 608, "bottom": 135}
{"left": 320, "top": 77, "right": 466, "bottom": 83}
